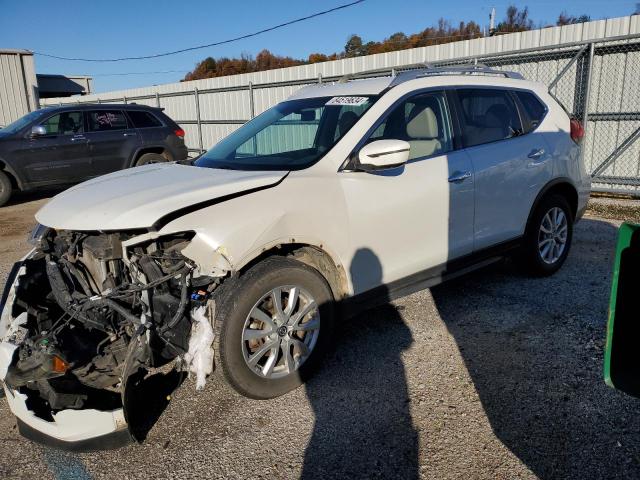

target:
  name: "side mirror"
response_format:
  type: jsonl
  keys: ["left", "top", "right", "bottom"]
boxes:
{"left": 357, "top": 139, "right": 410, "bottom": 171}
{"left": 30, "top": 125, "right": 47, "bottom": 137}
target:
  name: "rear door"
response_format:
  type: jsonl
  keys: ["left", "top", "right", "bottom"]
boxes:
{"left": 452, "top": 88, "right": 552, "bottom": 250}
{"left": 19, "top": 110, "right": 91, "bottom": 184}
{"left": 85, "top": 109, "right": 140, "bottom": 176}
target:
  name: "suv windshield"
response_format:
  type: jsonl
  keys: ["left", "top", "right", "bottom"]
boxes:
{"left": 195, "top": 95, "right": 378, "bottom": 170}
{"left": 1, "top": 109, "right": 48, "bottom": 135}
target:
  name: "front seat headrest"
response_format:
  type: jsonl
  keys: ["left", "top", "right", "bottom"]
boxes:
{"left": 338, "top": 111, "right": 359, "bottom": 137}
{"left": 406, "top": 105, "right": 438, "bottom": 139}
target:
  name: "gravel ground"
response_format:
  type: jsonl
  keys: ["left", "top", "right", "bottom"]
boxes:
{"left": 1, "top": 194, "right": 640, "bottom": 479}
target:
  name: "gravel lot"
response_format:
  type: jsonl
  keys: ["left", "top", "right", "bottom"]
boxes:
{"left": 1, "top": 193, "right": 640, "bottom": 479}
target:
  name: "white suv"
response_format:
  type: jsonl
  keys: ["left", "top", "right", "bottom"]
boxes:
{"left": 0, "top": 66, "right": 590, "bottom": 448}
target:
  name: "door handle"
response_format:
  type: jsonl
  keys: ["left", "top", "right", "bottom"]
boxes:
{"left": 527, "top": 148, "right": 548, "bottom": 167}
{"left": 527, "top": 148, "right": 546, "bottom": 159}
{"left": 448, "top": 171, "right": 472, "bottom": 183}
{"left": 70, "top": 136, "right": 86, "bottom": 142}
{"left": 123, "top": 132, "right": 136, "bottom": 137}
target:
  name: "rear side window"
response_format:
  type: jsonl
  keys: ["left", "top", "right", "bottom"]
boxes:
{"left": 127, "top": 110, "right": 163, "bottom": 128}
{"left": 88, "top": 110, "right": 128, "bottom": 131}
{"left": 456, "top": 89, "right": 523, "bottom": 148}
{"left": 516, "top": 91, "right": 546, "bottom": 133}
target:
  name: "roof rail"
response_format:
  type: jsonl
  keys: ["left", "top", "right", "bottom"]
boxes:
{"left": 334, "top": 62, "right": 524, "bottom": 87}
{"left": 336, "top": 62, "right": 429, "bottom": 83}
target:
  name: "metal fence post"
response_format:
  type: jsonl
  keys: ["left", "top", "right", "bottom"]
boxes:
{"left": 248, "top": 82, "right": 255, "bottom": 119}
{"left": 582, "top": 43, "right": 595, "bottom": 139}
{"left": 248, "top": 81, "right": 257, "bottom": 155}
{"left": 318, "top": 73, "right": 323, "bottom": 84}
{"left": 155, "top": 92, "right": 160, "bottom": 107}
{"left": 123, "top": 95, "right": 127, "bottom": 104}
{"left": 194, "top": 87, "right": 203, "bottom": 153}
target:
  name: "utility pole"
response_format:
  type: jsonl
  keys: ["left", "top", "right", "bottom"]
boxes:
{"left": 489, "top": 7, "right": 496, "bottom": 36}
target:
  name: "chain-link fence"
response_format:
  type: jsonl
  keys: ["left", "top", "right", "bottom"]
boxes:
{"left": 429, "top": 36, "right": 640, "bottom": 195}
{"left": 44, "top": 34, "right": 640, "bottom": 195}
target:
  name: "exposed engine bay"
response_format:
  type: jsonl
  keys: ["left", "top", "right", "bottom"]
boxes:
{"left": 1, "top": 228, "right": 219, "bottom": 438}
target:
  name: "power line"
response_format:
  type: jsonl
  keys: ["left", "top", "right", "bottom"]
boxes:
{"left": 33, "top": 0, "right": 366, "bottom": 62}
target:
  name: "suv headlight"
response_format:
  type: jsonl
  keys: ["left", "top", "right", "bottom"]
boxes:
{"left": 28, "top": 223, "right": 49, "bottom": 246}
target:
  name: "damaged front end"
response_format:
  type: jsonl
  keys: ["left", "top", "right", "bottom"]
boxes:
{"left": 0, "top": 228, "right": 220, "bottom": 449}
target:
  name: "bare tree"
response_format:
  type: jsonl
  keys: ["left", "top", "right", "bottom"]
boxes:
{"left": 496, "top": 5, "right": 534, "bottom": 33}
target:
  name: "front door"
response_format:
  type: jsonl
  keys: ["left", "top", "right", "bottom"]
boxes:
{"left": 20, "top": 111, "right": 90, "bottom": 185}
{"left": 342, "top": 90, "right": 475, "bottom": 294}
{"left": 85, "top": 109, "right": 140, "bottom": 176}
{"left": 452, "top": 88, "right": 553, "bottom": 250}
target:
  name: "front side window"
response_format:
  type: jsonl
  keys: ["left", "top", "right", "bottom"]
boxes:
{"left": 195, "top": 96, "right": 377, "bottom": 171}
{"left": 456, "top": 89, "right": 523, "bottom": 148}
{"left": 88, "top": 110, "right": 128, "bottom": 132}
{"left": 366, "top": 91, "right": 453, "bottom": 160}
{"left": 40, "top": 111, "right": 84, "bottom": 135}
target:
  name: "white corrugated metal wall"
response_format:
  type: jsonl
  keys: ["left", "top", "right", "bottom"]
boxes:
{"left": 0, "top": 50, "right": 38, "bottom": 127}
{"left": 39, "top": 15, "right": 640, "bottom": 193}
{"left": 41, "top": 15, "right": 640, "bottom": 149}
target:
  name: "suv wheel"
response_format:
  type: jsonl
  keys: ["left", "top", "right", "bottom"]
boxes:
{"left": 135, "top": 152, "right": 168, "bottom": 166}
{"left": 520, "top": 193, "right": 573, "bottom": 276}
{"left": 214, "top": 257, "right": 335, "bottom": 399}
{"left": 0, "top": 171, "right": 13, "bottom": 207}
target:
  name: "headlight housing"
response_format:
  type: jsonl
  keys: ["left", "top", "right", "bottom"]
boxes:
{"left": 28, "top": 223, "right": 49, "bottom": 246}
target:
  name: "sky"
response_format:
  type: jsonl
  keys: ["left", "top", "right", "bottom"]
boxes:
{"left": 1, "top": 0, "right": 638, "bottom": 93}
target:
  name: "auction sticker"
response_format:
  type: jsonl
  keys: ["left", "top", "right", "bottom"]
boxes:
{"left": 326, "top": 96, "right": 368, "bottom": 106}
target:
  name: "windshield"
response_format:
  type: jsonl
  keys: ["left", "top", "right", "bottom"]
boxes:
{"left": 195, "top": 95, "right": 378, "bottom": 170}
{"left": 1, "top": 109, "right": 48, "bottom": 135}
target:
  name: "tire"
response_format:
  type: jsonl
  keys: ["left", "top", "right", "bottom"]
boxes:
{"left": 0, "top": 171, "right": 13, "bottom": 207}
{"left": 214, "top": 256, "right": 335, "bottom": 399}
{"left": 134, "top": 152, "right": 168, "bottom": 167}
{"left": 519, "top": 193, "right": 574, "bottom": 276}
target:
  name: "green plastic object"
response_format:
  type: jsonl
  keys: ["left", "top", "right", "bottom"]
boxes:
{"left": 605, "top": 222, "right": 640, "bottom": 397}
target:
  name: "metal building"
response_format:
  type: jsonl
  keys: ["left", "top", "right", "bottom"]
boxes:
{"left": 0, "top": 49, "right": 38, "bottom": 127}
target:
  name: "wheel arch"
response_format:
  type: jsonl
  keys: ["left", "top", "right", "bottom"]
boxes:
{"left": 235, "top": 242, "right": 350, "bottom": 301}
{"left": 130, "top": 146, "right": 172, "bottom": 167}
{"left": 526, "top": 178, "right": 579, "bottom": 230}
{"left": 0, "top": 158, "right": 23, "bottom": 190}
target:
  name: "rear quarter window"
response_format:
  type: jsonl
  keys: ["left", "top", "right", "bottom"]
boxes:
{"left": 516, "top": 91, "right": 547, "bottom": 133}
{"left": 127, "top": 110, "right": 163, "bottom": 128}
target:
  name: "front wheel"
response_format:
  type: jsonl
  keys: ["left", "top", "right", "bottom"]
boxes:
{"left": 519, "top": 194, "right": 574, "bottom": 276}
{"left": 214, "top": 257, "right": 335, "bottom": 399}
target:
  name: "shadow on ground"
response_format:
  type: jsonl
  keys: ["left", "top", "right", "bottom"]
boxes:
{"left": 431, "top": 218, "right": 640, "bottom": 479}
{"left": 301, "top": 248, "right": 419, "bottom": 479}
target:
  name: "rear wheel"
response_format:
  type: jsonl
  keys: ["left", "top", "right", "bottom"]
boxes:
{"left": 519, "top": 194, "right": 573, "bottom": 276}
{"left": 134, "top": 152, "right": 168, "bottom": 166}
{"left": 214, "top": 257, "right": 335, "bottom": 399}
{"left": 0, "top": 171, "right": 13, "bottom": 207}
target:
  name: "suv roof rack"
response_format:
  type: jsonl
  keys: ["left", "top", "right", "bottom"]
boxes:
{"left": 335, "top": 62, "right": 524, "bottom": 87}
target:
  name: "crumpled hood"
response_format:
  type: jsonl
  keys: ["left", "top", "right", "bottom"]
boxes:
{"left": 36, "top": 163, "right": 287, "bottom": 231}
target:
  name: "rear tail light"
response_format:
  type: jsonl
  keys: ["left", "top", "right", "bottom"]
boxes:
{"left": 570, "top": 118, "right": 585, "bottom": 143}
{"left": 174, "top": 128, "right": 185, "bottom": 138}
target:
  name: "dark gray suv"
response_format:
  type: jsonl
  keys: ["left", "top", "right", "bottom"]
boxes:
{"left": 0, "top": 104, "right": 188, "bottom": 206}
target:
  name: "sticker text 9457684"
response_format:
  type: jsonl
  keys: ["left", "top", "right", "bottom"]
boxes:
{"left": 325, "top": 96, "right": 368, "bottom": 107}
